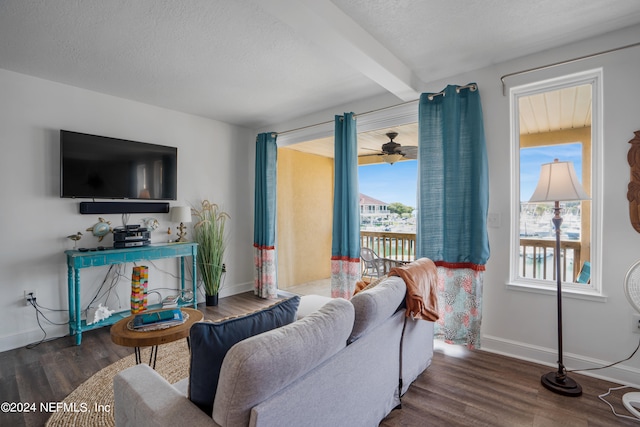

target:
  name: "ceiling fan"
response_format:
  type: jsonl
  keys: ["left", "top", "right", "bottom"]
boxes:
{"left": 361, "top": 132, "right": 417, "bottom": 165}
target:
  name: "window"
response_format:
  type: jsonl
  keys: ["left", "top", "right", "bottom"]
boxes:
{"left": 509, "top": 69, "right": 603, "bottom": 299}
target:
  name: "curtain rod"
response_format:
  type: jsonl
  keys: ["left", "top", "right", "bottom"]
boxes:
{"left": 500, "top": 40, "right": 640, "bottom": 96}
{"left": 426, "top": 83, "right": 477, "bottom": 100}
{"left": 272, "top": 83, "right": 478, "bottom": 137}
{"left": 271, "top": 99, "right": 416, "bottom": 137}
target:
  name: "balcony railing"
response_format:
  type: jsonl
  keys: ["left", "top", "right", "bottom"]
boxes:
{"left": 359, "top": 233, "right": 583, "bottom": 282}
{"left": 519, "top": 237, "right": 582, "bottom": 282}
{"left": 360, "top": 231, "right": 416, "bottom": 262}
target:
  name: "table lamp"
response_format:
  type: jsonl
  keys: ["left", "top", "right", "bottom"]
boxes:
{"left": 170, "top": 206, "right": 192, "bottom": 242}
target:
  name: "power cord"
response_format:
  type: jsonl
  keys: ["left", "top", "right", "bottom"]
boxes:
{"left": 84, "top": 264, "right": 124, "bottom": 316}
{"left": 568, "top": 337, "right": 640, "bottom": 373}
{"left": 569, "top": 337, "right": 640, "bottom": 422}
{"left": 25, "top": 296, "right": 69, "bottom": 349}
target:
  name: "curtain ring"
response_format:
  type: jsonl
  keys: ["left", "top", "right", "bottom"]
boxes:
{"left": 427, "top": 93, "right": 445, "bottom": 101}
{"left": 456, "top": 84, "right": 477, "bottom": 94}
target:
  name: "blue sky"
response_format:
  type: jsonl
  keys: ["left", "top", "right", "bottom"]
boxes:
{"left": 358, "top": 160, "right": 417, "bottom": 207}
{"left": 358, "top": 142, "right": 584, "bottom": 206}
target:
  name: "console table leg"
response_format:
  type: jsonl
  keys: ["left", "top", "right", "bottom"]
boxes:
{"left": 74, "top": 268, "right": 82, "bottom": 345}
{"left": 192, "top": 253, "right": 197, "bottom": 308}
{"left": 67, "top": 265, "right": 74, "bottom": 338}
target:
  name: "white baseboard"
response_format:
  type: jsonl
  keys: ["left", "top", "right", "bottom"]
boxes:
{"left": 0, "top": 325, "right": 69, "bottom": 353}
{"left": 481, "top": 334, "right": 640, "bottom": 389}
{"left": 218, "top": 281, "right": 253, "bottom": 298}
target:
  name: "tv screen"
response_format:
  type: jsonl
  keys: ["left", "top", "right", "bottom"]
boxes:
{"left": 60, "top": 130, "right": 177, "bottom": 200}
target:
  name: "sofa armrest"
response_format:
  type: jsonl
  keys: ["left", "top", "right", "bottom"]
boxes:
{"left": 113, "top": 364, "right": 217, "bottom": 427}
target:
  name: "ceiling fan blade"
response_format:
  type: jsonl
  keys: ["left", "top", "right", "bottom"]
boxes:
{"left": 400, "top": 146, "right": 418, "bottom": 159}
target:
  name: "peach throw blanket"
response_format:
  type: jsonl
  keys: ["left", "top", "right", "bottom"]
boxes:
{"left": 389, "top": 258, "right": 439, "bottom": 321}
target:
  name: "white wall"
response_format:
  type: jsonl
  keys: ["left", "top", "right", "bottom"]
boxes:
{"left": 266, "top": 24, "right": 640, "bottom": 387}
{"left": 0, "top": 69, "right": 255, "bottom": 352}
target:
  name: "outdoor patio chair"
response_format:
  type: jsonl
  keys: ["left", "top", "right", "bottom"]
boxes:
{"left": 360, "top": 247, "right": 387, "bottom": 279}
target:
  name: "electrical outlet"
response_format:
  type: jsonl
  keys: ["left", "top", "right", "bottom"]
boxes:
{"left": 634, "top": 314, "right": 640, "bottom": 334}
{"left": 24, "top": 290, "right": 36, "bottom": 306}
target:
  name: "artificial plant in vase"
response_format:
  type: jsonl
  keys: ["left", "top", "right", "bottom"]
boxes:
{"left": 192, "top": 200, "right": 229, "bottom": 306}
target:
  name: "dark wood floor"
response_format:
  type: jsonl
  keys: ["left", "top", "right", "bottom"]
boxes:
{"left": 1, "top": 292, "right": 637, "bottom": 427}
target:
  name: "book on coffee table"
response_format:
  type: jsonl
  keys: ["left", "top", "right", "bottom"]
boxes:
{"left": 133, "top": 309, "right": 183, "bottom": 329}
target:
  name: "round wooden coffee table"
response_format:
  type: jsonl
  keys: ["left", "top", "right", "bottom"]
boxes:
{"left": 110, "top": 307, "right": 203, "bottom": 368}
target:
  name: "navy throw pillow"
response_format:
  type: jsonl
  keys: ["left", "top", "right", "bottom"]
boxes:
{"left": 188, "top": 296, "right": 300, "bottom": 415}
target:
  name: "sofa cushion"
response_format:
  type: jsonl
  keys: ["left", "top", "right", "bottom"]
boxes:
{"left": 212, "top": 298, "right": 354, "bottom": 427}
{"left": 188, "top": 295, "right": 300, "bottom": 416}
{"left": 348, "top": 276, "right": 406, "bottom": 343}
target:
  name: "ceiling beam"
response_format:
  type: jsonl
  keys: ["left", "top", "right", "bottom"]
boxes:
{"left": 258, "top": 0, "right": 420, "bottom": 101}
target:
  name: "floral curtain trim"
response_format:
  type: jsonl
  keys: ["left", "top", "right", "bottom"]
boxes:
{"left": 434, "top": 267, "right": 483, "bottom": 349}
{"left": 330, "top": 257, "right": 360, "bottom": 299}
{"left": 254, "top": 246, "right": 277, "bottom": 299}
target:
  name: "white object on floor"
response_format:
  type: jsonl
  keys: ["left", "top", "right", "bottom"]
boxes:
{"left": 623, "top": 392, "right": 640, "bottom": 419}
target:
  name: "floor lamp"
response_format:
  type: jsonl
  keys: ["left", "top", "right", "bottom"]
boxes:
{"left": 529, "top": 159, "right": 589, "bottom": 397}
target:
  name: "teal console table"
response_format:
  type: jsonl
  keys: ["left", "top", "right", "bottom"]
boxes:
{"left": 65, "top": 242, "right": 198, "bottom": 345}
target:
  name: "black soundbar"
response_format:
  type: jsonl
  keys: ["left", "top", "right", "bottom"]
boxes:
{"left": 79, "top": 201, "right": 170, "bottom": 215}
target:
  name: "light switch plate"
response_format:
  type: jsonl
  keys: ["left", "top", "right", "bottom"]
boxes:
{"left": 487, "top": 212, "right": 501, "bottom": 228}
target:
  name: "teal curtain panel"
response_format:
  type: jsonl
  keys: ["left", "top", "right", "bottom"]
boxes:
{"left": 253, "top": 132, "right": 278, "bottom": 299}
{"left": 331, "top": 113, "right": 361, "bottom": 299}
{"left": 417, "top": 84, "right": 489, "bottom": 347}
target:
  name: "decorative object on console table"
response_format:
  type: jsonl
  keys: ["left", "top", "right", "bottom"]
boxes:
{"left": 131, "top": 266, "right": 149, "bottom": 314}
{"left": 142, "top": 217, "right": 160, "bottom": 231}
{"left": 192, "top": 200, "right": 229, "bottom": 306}
{"left": 529, "top": 159, "right": 589, "bottom": 397}
{"left": 66, "top": 231, "right": 83, "bottom": 248}
{"left": 86, "top": 217, "right": 112, "bottom": 242}
{"left": 170, "top": 206, "right": 192, "bottom": 242}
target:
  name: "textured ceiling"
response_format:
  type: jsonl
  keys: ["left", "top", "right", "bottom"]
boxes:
{"left": 0, "top": 0, "right": 639, "bottom": 129}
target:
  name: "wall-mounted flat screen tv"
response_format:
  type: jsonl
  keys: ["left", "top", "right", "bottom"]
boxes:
{"left": 60, "top": 130, "right": 177, "bottom": 200}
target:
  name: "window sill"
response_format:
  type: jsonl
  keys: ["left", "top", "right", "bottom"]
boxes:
{"left": 505, "top": 280, "right": 607, "bottom": 302}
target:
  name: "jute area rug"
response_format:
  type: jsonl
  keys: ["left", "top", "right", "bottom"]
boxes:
{"left": 46, "top": 340, "right": 190, "bottom": 426}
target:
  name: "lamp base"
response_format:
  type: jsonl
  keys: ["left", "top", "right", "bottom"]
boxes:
{"left": 541, "top": 371, "right": 582, "bottom": 397}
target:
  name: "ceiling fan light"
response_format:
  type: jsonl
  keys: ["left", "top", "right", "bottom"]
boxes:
{"left": 383, "top": 153, "right": 403, "bottom": 164}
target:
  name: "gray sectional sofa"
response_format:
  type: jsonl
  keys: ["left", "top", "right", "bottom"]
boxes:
{"left": 113, "top": 275, "right": 434, "bottom": 427}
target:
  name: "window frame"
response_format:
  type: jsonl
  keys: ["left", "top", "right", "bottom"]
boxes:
{"left": 507, "top": 68, "right": 605, "bottom": 301}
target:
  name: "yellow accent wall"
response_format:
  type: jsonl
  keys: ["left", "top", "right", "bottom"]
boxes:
{"left": 276, "top": 148, "right": 333, "bottom": 288}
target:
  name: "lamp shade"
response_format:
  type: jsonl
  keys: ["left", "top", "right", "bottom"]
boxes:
{"left": 529, "top": 159, "right": 589, "bottom": 203}
{"left": 170, "top": 206, "right": 192, "bottom": 223}
{"left": 382, "top": 153, "right": 403, "bottom": 165}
